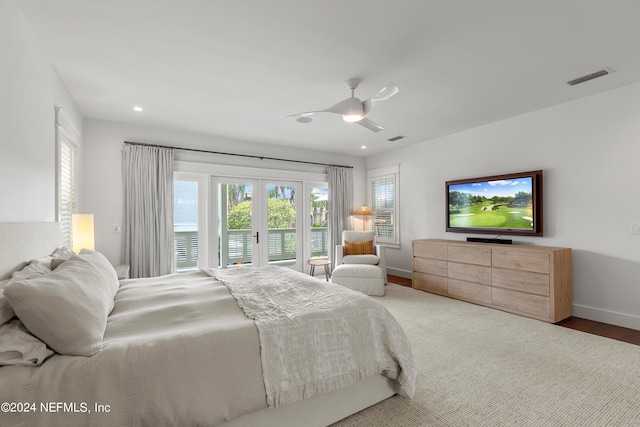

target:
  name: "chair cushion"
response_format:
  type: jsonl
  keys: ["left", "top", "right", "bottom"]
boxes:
{"left": 344, "top": 240, "right": 374, "bottom": 255}
{"left": 342, "top": 254, "right": 380, "bottom": 265}
{"left": 333, "top": 264, "right": 385, "bottom": 279}
{"left": 332, "top": 265, "right": 385, "bottom": 296}
{"left": 342, "top": 230, "right": 375, "bottom": 243}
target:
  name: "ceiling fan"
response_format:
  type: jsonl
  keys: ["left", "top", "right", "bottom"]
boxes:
{"left": 287, "top": 78, "right": 399, "bottom": 132}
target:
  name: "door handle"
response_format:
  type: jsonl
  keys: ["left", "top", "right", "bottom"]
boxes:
{"left": 253, "top": 231, "right": 260, "bottom": 244}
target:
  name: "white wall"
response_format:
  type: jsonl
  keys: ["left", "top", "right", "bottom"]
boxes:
{"left": 367, "top": 82, "right": 640, "bottom": 330}
{"left": 82, "top": 118, "right": 367, "bottom": 265}
{"left": 0, "top": 1, "right": 82, "bottom": 222}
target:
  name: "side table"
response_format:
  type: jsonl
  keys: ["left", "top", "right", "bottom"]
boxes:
{"left": 307, "top": 259, "right": 332, "bottom": 281}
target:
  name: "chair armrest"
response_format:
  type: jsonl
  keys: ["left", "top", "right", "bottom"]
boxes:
{"left": 335, "top": 245, "right": 345, "bottom": 266}
{"left": 374, "top": 245, "right": 388, "bottom": 284}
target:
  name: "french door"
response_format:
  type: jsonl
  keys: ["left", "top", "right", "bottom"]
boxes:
{"left": 215, "top": 178, "right": 302, "bottom": 271}
{"left": 174, "top": 171, "right": 327, "bottom": 274}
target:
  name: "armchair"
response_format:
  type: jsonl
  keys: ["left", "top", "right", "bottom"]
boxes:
{"left": 332, "top": 231, "right": 387, "bottom": 296}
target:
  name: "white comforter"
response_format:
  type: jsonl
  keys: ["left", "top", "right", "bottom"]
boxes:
{"left": 208, "top": 266, "right": 416, "bottom": 407}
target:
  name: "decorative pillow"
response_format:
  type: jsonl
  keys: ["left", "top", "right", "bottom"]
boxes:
{"left": 0, "top": 319, "right": 54, "bottom": 366}
{"left": 344, "top": 240, "right": 374, "bottom": 256}
{"left": 4, "top": 254, "right": 118, "bottom": 356}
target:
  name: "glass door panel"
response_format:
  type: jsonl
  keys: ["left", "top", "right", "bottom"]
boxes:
{"left": 218, "top": 181, "right": 259, "bottom": 268}
{"left": 173, "top": 173, "right": 207, "bottom": 272}
{"left": 310, "top": 186, "right": 329, "bottom": 259}
{"left": 265, "top": 182, "right": 301, "bottom": 270}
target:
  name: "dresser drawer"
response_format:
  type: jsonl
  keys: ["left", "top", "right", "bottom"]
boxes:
{"left": 448, "top": 245, "right": 491, "bottom": 266}
{"left": 413, "top": 257, "right": 448, "bottom": 277}
{"left": 492, "top": 287, "right": 550, "bottom": 318}
{"left": 413, "top": 272, "right": 448, "bottom": 294}
{"left": 448, "top": 278, "right": 491, "bottom": 304}
{"left": 448, "top": 262, "right": 491, "bottom": 285}
{"left": 413, "top": 242, "right": 447, "bottom": 260}
{"left": 492, "top": 250, "right": 550, "bottom": 274}
{"left": 492, "top": 268, "right": 550, "bottom": 296}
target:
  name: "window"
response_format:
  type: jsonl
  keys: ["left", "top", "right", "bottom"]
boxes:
{"left": 56, "top": 108, "right": 79, "bottom": 248}
{"left": 367, "top": 164, "right": 400, "bottom": 246}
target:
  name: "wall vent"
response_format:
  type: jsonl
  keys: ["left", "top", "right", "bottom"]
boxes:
{"left": 567, "top": 68, "right": 613, "bottom": 86}
{"left": 388, "top": 135, "right": 405, "bottom": 142}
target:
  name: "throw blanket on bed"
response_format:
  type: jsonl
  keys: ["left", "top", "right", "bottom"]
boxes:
{"left": 204, "top": 265, "right": 416, "bottom": 407}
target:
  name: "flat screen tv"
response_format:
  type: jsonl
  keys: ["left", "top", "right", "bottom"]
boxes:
{"left": 446, "top": 170, "right": 543, "bottom": 236}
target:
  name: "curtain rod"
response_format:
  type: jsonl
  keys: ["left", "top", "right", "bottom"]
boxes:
{"left": 123, "top": 141, "right": 353, "bottom": 169}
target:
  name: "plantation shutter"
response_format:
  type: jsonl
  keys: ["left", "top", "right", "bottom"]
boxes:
{"left": 370, "top": 176, "right": 395, "bottom": 239}
{"left": 59, "top": 139, "right": 75, "bottom": 248}
{"left": 56, "top": 107, "right": 80, "bottom": 249}
{"left": 367, "top": 164, "right": 400, "bottom": 246}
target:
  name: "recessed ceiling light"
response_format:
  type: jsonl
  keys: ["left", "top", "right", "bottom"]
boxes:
{"left": 133, "top": 106, "right": 143, "bottom": 112}
{"left": 361, "top": 145, "right": 367, "bottom": 149}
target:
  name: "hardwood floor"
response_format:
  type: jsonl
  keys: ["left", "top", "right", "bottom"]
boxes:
{"left": 388, "top": 275, "right": 640, "bottom": 347}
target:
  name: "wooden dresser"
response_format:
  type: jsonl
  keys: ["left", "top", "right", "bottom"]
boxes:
{"left": 412, "top": 239, "right": 572, "bottom": 323}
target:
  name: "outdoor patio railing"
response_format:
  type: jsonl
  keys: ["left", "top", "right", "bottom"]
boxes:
{"left": 175, "top": 227, "right": 328, "bottom": 270}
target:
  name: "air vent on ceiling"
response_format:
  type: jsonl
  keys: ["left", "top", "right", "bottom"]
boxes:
{"left": 388, "top": 135, "right": 405, "bottom": 142}
{"left": 567, "top": 68, "right": 614, "bottom": 86}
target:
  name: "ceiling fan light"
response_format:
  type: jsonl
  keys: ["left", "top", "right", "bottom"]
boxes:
{"left": 342, "top": 114, "right": 363, "bottom": 122}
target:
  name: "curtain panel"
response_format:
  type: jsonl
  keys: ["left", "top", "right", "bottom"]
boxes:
{"left": 122, "top": 145, "right": 175, "bottom": 278}
{"left": 327, "top": 166, "right": 353, "bottom": 267}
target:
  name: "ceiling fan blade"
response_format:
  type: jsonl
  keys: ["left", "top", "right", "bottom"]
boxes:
{"left": 363, "top": 82, "right": 399, "bottom": 115}
{"left": 355, "top": 117, "right": 384, "bottom": 132}
{"left": 287, "top": 111, "right": 319, "bottom": 119}
{"left": 288, "top": 97, "right": 362, "bottom": 119}
{"left": 325, "top": 97, "right": 363, "bottom": 115}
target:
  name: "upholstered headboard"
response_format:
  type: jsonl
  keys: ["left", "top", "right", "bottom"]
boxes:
{"left": 0, "top": 222, "right": 61, "bottom": 280}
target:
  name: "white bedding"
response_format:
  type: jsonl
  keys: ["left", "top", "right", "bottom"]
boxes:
{"left": 208, "top": 266, "right": 416, "bottom": 407}
{"left": 1, "top": 266, "right": 415, "bottom": 427}
{"left": 0, "top": 271, "right": 266, "bottom": 426}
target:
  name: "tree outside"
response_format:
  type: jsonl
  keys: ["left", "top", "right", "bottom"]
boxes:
{"left": 227, "top": 199, "right": 296, "bottom": 229}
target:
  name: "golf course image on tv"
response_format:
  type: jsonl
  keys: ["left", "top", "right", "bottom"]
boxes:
{"left": 446, "top": 170, "right": 543, "bottom": 236}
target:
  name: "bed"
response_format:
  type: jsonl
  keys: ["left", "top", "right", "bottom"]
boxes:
{"left": 0, "top": 222, "right": 416, "bottom": 427}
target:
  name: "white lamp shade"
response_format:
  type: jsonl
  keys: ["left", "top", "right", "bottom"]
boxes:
{"left": 72, "top": 214, "right": 95, "bottom": 253}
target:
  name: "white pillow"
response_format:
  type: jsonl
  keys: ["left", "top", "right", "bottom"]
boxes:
{"left": 4, "top": 254, "right": 118, "bottom": 356}
{"left": 1, "top": 258, "right": 53, "bottom": 325}
{"left": 0, "top": 248, "right": 77, "bottom": 325}
{"left": 79, "top": 249, "right": 120, "bottom": 299}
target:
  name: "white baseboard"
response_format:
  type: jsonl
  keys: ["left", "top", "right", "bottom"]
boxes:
{"left": 386, "top": 267, "right": 412, "bottom": 279}
{"left": 572, "top": 304, "right": 640, "bottom": 331}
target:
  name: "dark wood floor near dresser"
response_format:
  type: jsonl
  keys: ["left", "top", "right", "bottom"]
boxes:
{"left": 388, "top": 275, "right": 640, "bottom": 347}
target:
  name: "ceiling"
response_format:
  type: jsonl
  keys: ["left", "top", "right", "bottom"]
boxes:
{"left": 15, "top": 0, "right": 640, "bottom": 157}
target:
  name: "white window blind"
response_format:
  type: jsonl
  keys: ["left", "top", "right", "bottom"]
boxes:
{"left": 367, "top": 164, "right": 400, "bottom": 246}
{"left": 56, "top": 107, "right": 80, "bottom": 249}
{"left": 59, "top": 139, "right": 75, "bottom": 248}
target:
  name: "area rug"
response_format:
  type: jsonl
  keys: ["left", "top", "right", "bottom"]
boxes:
{"left": 331, "top": 283, "right": 640, "bottom": 426}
